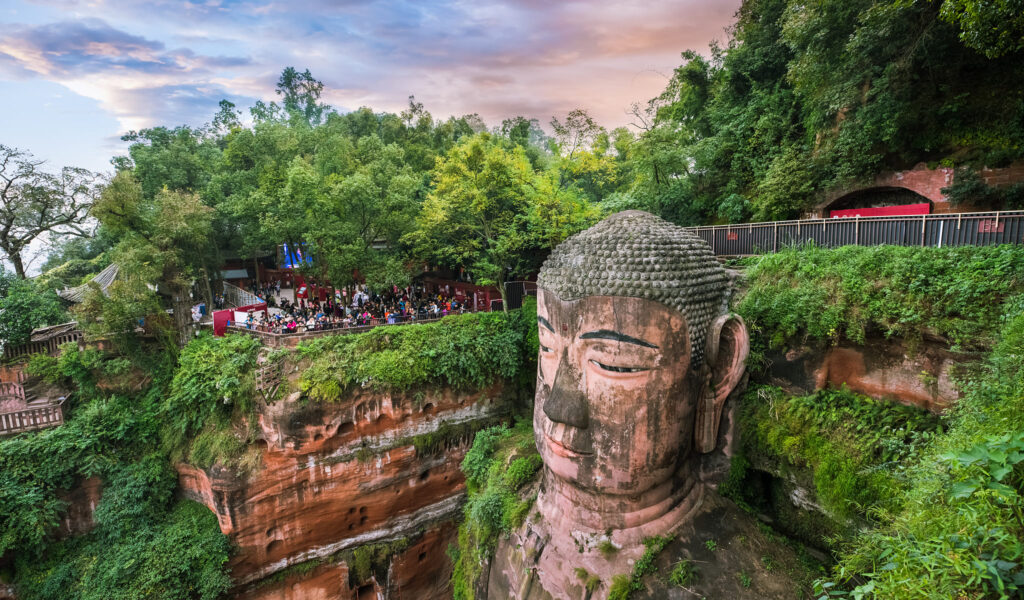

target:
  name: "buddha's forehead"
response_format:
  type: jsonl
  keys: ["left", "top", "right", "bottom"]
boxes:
{"left": 537, "top": 210, "right": 727, "bottom": 365}
{"left": 537, "top": 290, "right": 689, "bottom": 353}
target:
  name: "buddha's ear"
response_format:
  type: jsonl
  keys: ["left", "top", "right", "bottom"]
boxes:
{"left": 694, "top": 314, "right": 750, "bottom": 454}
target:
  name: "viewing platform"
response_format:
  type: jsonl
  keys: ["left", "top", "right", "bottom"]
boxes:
{"left": 0, "top": 381, "right": 65, "bottom": 437}
{"left": 224, "top": 316, "right": 447, "bottom": 347}
{"left": 2, "top": 322, "right": 83, "bottom": 362}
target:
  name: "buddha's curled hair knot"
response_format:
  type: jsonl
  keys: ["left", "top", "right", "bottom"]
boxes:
{"left": 537, "top": 210, "right": 728, "bottom": 366}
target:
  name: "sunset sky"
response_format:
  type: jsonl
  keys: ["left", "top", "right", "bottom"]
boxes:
{"left": 0, "top": 0, "right": 740, "bottom": 173}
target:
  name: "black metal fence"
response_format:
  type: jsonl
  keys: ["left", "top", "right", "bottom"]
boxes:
{"left": 687, "top": 211, "right": 1024, "bottom": 256}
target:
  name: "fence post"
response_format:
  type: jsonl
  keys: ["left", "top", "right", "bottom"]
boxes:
{"left": 773, "top": 222, "right": 778, "bottom": 253}
{"left": 855, "top": 216, "right": 860, "bottom": 245}
{"left": 920, "top": 214, "right": 927, "bottom": 246}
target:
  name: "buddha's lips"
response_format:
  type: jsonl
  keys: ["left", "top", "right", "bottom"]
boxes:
{"left": 545, "top": 434, "right": 592, "bottom": 458}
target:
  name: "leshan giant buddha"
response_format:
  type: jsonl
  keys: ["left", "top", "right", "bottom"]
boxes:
{"left": 483, "top": 211, "right": 805, "bottom": 599}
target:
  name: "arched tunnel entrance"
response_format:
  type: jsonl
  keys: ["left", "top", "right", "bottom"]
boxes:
{"left": 823, "top": 186, "right": 932, "bottom": 217}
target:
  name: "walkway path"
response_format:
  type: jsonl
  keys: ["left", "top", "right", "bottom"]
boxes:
{"left": 689, "top": 210, "right": 1023, "bottom": 256}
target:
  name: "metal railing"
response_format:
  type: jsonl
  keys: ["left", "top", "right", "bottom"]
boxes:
{"left": 226, "top": 316, "right": 449, "bottom": 346}
{"left": 2, "top": 329, "right": 83, "bottom": 361}
{"left": 0, "top": 398, "right": 65, "bottom": 436}
{"left": 223, "top": 281, "right": 264, "bottom": 308}
{"left": 687, "top": 210, "right": 1024, "bottom": 256}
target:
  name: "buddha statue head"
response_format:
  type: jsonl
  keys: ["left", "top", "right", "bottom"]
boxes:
{"left": 533, "top": 210, "right": 749, "bottom": 535}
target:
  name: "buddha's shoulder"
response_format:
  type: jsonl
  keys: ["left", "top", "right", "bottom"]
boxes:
{"left": 628, "top": 493, "right": 816, "bottom": 599}
{"left": 485, "top": 493, "right": 817, "bottom": 600}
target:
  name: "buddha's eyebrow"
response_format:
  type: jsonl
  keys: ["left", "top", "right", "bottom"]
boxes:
{"left": 580, "top": 329, "right": 659, "bottom": 349}
{"left": 537, "top": 316, "right": 555, "bottom": 332}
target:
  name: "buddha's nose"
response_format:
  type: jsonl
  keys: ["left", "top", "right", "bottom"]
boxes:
{"left": 543, "top": 357, "right": 589, "bottom": 429}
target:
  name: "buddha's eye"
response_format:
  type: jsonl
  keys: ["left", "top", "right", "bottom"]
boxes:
{"left": 540, "top": 344, "right": 555, "bottom": 354}
{"left": 589, "top": 360, "right": 648, "bottom": 373}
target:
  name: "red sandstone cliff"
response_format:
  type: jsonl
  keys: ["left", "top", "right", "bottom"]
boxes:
{"left": 765, "top": 335, "right": 968, "bottom": 412}
{"left": 178, "top": 381, "right": 516, "bottom": 599}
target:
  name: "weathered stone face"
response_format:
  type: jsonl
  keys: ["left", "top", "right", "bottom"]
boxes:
{"left": 489, "top": 210, "right": 751, "bottom": 599}
{"left": 534, "top": 291, "right": 697, "bottom": 496}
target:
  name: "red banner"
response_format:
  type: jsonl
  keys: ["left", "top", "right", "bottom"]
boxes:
{"left": 830, "top": 203, "right": 930, "bottom": 218}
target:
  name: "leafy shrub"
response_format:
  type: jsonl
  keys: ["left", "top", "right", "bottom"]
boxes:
{"left": 14, "top": 497, "right": 231, "bottom": 600}
{"left": 162, "top": 332, "right": 261, "bottom": 461}
{"left": 1, "top": 337, "right": 235, "bottom": 598}
{"left": 609, "top": 535, "right": 674, "bottom": 599}
{"left": 0, "top": 390, "right": 162, "bottom": 555}
{"left": 736, "top": 245, "right": 1024, "bottom": 358}
{"left": 299, "top": 306, "right": 535, "bottom": 399}
{"left": 503, "top": 454, "right": 543, "bottom": 490}
{"left": 817, "top": 295, "right": 1024, "bottom": 598}
{"left": 669, "top": 559, "right": 699, "bottom": 587}
{"left": 451, "top": 419, "right": 540, "bottom": 599}
{"left": 737, "top": 386, "right": 940, "bottom": 522}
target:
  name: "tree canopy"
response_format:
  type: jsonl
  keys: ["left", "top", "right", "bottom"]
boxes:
{"left": 10, "top": 0, "right": 1021, "bottom": 344}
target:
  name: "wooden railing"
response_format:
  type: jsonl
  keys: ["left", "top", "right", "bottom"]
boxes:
{"left": 2, "top": 329, "right": 83, "bottom": 361}
{"left": 687, "top": 210, "right": 1024, "bottom": 256}
{"left": 0, "top": 398, "right": 65, "bottom": 436}
{"left": 0, "top": 382, "right": 26, "bottom": 401}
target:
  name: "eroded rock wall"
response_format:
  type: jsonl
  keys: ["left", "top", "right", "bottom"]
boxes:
{"left": 766, "top": 336, "right": 969, "bottom": 411}
{"left": 179, "top": 381, "right": 516, "bottom": 598}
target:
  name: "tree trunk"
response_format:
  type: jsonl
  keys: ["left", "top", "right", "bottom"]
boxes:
{"left": 497, "top": 275, "right": 509, "bottom": 313}
{"left": 9, "top": 252, "right": 26, "bottom": 279}
{"left": 201, "top": 267, "right": 215, "bottom": 316}
{"left": 171, "top": 284, "right": 194, "bottom": 348}
{"left": 253, "top": 256, "right": 261, "bottom": 289}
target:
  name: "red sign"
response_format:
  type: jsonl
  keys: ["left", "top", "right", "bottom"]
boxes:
{"left": 726, "top": 231, "right": 738, "bottom": 241}
{"left": 830, "top": 203, "right": 930, "bottom": 218}
{"left": 979, "top": 220, "right": 1005, "bottom": 233}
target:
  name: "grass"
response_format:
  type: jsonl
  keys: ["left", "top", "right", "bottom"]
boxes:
{"left": 735, "top": 244, "right": 1024, "bottom": 360}
{"left": 669, "top": 559, "right": 699, "bottom": 587}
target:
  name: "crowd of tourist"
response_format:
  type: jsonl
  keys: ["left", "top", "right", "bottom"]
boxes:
{"left": 237, "top": 284, "right": 477, "bottom": 334}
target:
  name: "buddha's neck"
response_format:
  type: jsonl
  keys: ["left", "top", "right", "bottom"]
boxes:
{"left": 536, "top": 461, "right": 702, "bottom": 549}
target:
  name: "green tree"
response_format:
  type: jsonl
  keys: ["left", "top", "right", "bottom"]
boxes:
{"left": 408, "top": 133, "right": 599, "bottom": 309}
{"left": 0, "top": 145, "right": 100, "bottom": 278}
{"left": 940, "top": 0, "right": 1024, "bottom": 58}
{"left": 84, "top": 173, "right": 214, "bottom": 349}
{"left": 277, "top": 67, "right": 328, "bottom": 125}
{"left": 313, "top": 136, "right": 421, "bottom": 290}
{"left": 0, "top": 271, "right": 67, "bottom": 348}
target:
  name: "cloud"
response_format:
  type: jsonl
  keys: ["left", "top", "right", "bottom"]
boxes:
{"left": 0, "top": 17, "right": 253, "bottom": 130}
{"left": 0, "top": 18, "right": 249, "bottom": 77}
{"left": 3, "top": 0, "right": 739, "bottom": 142}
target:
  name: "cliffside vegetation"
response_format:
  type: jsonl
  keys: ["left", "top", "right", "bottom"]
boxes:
{"left": 298, "top": 299, "right": 537, "bottom": 399}
{"left": 737, "top": 244, "right": 1024, "bottom": 360}
{"left": 450, "top": 420, "right": 541, "bottom": 600}
{"left": 0, "top": 301, "right": 539, "bottom": 598}
{"left": 731, "top": 245, "right": 1024, "bottom": 599}
{"left": 0, "top": 347, "right": 232, "bottom": 599}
